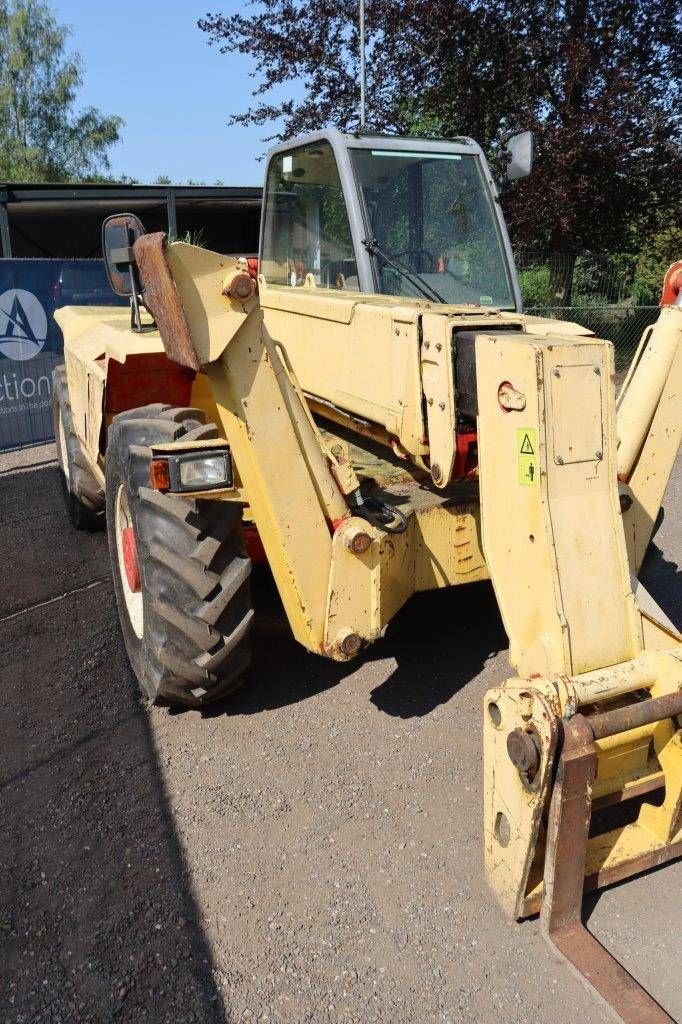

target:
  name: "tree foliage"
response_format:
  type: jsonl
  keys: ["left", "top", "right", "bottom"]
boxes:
{"left": 633, "top": 227, "right": 682, "bottom": 304}
{"left": 0, "top": 0, "right": 123, "bottom": 182}
{"left": 199, "top": 0, "right": 680, "bottom": 254}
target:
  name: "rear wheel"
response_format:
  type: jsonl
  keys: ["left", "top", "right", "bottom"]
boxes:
{"left": 105, "top": 404, "right": 253, "bottom": 707}
{"left": 52, "top": 365, "right": 105, "bottom": 529}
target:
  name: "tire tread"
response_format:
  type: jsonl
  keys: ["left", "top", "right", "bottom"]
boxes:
{"left": 105, "top": 406, "right": 252, "bottom": 707}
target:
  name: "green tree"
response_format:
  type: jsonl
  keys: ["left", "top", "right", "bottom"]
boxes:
{"left": 633, "top": 227, "right": 682, "bottom": 305}
{"left": 0, "top": 0, "right": 123, "bottom": 181}
{"left": 199, "top": 0, "right": 680, "bottom": 262}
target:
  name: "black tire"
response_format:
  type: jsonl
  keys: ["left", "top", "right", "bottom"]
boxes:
{"left": 105, "top": 404, "right": 253, "bottom": 708}
{"left": 52, "top": 365, "right": 105, "bottom": 529}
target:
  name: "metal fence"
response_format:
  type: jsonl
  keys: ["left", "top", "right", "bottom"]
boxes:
{"left": 515, "top": 250, "right": 663, "bottom": 373}
{"left": 515, "top": 250, "right": 643, "bottom": 305}
{"left": 524, "top": 305, "right": 658, "bottom": 372}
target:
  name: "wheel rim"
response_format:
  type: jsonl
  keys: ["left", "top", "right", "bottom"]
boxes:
{"left": 57, "top": 405, "right": 70, "bottom": 486}
{"left": 115, "top": 485, "right": 144, "bottom": 639}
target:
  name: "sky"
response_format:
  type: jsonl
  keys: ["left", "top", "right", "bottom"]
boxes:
{"left": 52, "top": 0, "right": 301, "bottom": 186}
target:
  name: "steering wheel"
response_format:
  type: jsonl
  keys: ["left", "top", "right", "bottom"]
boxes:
{"left": 390, "top": 248, "right": 436, "bottom": 272}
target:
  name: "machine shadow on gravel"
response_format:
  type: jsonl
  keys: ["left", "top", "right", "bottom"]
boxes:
{"left": 1, "top": 462, "right": 229, "bottom": 1024}
{"left": 199, "top": 569, "right": 508, "bottom": 721}
{"left": 368, "top": 579, "right": 507, "bottom": 717}
{"left": 639, "top": 543, "right": 681, "bottom": 630}
{"left": 221, "top": 538, "right": 676, "bottom": 723}
{"left": 367, "top": 537, "right": 679, "bottom": 720}
{"left": 372, "top": 536, "right": 680, "bottom": 719}
{"left": 195, "top": 566, "right": 351, "bottom": 719}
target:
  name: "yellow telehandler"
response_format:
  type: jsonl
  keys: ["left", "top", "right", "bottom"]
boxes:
{"left": 53, "top": 130, "right": 681, "bottom": 1022}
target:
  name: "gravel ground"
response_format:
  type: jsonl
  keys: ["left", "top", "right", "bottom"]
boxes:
{"left": 1, "top": 442, "right": 680, "bottom": 1024}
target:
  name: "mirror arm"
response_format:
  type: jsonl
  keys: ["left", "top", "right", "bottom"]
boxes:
{"left": 109, "top": 245, "right": 135, "bottom": 264}
{"left": 491, "top": 149, "right": 512, "bottom": 193}
{"left": 130, "top": 273, "right": 143, "bottom": 332}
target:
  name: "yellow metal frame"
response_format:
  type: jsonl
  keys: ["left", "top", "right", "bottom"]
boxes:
{"left": 476, "top": 325, "right": 681, "bottom": 920}
{"left": 56, "top": 241, "right": 681, "bottom": 941}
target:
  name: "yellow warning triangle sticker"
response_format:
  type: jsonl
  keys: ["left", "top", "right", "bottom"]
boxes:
{"left": 520, "top": 433, "right": 534, "bottom": 455}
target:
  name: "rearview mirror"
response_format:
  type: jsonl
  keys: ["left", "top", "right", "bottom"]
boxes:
{"left": 102, "top": 213, "right": 146, "bottom": 296}
{"left": 505, "top": 131, "right": 534, "bottom": 182}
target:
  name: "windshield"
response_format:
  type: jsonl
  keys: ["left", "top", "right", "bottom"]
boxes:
{"left": 350, "top": 148, "right": 515, "bottom": 308}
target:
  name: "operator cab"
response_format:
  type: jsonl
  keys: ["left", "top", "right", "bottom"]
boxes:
{"left": 259, "top": 129, "right": 527, "bottom": 311}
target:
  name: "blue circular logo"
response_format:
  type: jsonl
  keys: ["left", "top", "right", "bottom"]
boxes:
{"left": 0, "top": 288, "right": 48, "bottom": 361}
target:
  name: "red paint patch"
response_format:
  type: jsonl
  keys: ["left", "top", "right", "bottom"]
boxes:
{"left": 106, "top": 354, "right": 195, "bottom": 415}
{"left": 243, "top": 525, "right": 267, "bottom": 565}
{"left": 452, "top": 430, "right": 478, "bottom": 480}
{"left": 122, "top": 526, "right": 141, "bottom": 592}
{"left": 660, "top": 261, "right": 682, "bottom": 306}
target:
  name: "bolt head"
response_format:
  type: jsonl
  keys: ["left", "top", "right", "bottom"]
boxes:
{"left": 222, "top": 271, "right": 256, "bottom": 302}
{"left": 506, "top": 728, "right": 541, "bottom": 777}
{"left": 338, "top": 631, "right": 362, "bottom": 658}
{"left": 347, "top": 530, "right": 372, "bottom": 555}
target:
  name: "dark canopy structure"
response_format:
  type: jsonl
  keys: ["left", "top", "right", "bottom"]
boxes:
{"left": 0, "top": 182, "right": 262, "bottom": 259}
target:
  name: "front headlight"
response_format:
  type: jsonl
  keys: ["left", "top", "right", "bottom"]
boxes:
{"left": 179, "top": 454, "right": 230, "bottom": 489}
{"left": 150, "top": 448, "right": 233, "bottom": 493}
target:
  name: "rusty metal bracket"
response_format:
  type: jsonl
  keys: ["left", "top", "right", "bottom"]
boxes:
{"left": 133, "top": 232, "right": 201, "bottom": 372}
{"left": 541, "top": 695, "right": 682, "bottom": 1024}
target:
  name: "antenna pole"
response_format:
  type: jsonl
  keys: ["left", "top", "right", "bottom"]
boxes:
{"left": 359, "top": 0, "right": 366, "bottom": 130}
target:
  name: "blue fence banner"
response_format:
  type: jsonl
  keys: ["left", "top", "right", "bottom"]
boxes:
{"left": 0, "top": 259, "right": 125, "bottom": 452}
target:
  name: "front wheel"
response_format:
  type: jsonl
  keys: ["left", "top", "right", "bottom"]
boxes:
{"left": 105, "top": 405, "right": 253, "bottom": 707}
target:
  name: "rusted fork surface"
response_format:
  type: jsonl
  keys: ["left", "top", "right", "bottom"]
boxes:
{"left": 541, "top": 693, "right": 682, "bottom": 1024}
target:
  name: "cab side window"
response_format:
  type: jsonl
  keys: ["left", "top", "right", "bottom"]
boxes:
{"left": 261, "top": 141, "right": 358, "bottom": 289}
